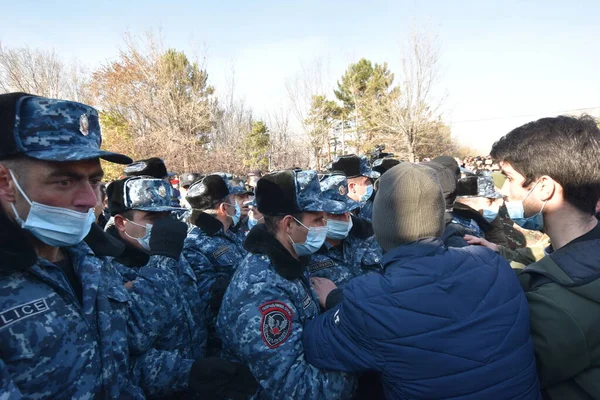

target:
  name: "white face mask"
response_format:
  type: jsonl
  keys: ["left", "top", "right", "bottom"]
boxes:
{"left": 225, "top": 202, "right": 241, "bottom": 226}
{"left": 124, "top": 219, "right": 153, "bottom": 251}
{"left": 326, "top": 216, "right": 353, "bottom": 240}
{"left": 9, "top": 170, "right": 96, "bottom": 247}
{"left": 288, "top": 217, "right": 328, "bottom": 256}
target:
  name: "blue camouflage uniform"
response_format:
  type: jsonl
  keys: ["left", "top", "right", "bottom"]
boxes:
{"left": 308, "top": 174, "right": 382, "bottom": 286}
{"left": 105, "top": 177, "right": 209, "bottom": 398}
{"left": 217, "top": 170, "right": 356, "bottom": 399}
{"left": 0, "top": 216, "right": 144, "bottom": 399}
{"left": 328, "top": 155, "right": 380, "bottom": 222}
{"left": 309, "top": 218, "right": 382, "bottom": 286}
{"left": 357, "top": 198, "right": 374, "bottom": 221}
{"left": 0, "top": 93, "right": 142, "bottom": 398}
{"left": 182, "top": 174, "right": 248, "bottom": 355}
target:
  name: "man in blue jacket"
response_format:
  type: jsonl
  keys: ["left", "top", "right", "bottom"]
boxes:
{"left": 303, "top": 162, "right": 541, "bottom": 399}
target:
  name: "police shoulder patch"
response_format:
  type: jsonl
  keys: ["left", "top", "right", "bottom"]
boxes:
{"left": 259, "top": 301, "right": 293, "bottom": 349}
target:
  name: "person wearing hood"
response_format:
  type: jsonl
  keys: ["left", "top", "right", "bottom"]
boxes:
{"left": 487, "top": 115, "right": 600, "bottom": 399}
{"left": 329, "top": 154, "right": 380, "bottom": 221}
{"left": 302, "top": 162, "right": 541, "bottom": 400}
{"left": 216, "top": 169, "right": 356, "bottom": 400}
{"left": 182, "top": 173, "right": 248, "bottom": 356}
{"left": 307, "top": 173, "right": 382, "bottom": 287}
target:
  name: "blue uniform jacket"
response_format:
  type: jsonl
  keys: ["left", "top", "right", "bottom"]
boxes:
{"left": 303, "top": 238, "right": 542, "bottom": 400}
{"left": 0, "top": 216, "right": 144, "bottom": 399}
{"left": 104, "top": 225, "right": 208, "bottom": 398}
{"left": 216, "top": 224, "right": 356, "bottom": 400}
{"left": 308, "top": 216, "right": 382, "bottom": 286}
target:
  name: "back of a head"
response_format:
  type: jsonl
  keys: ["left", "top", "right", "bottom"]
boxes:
{"left": 491, "top": 115, "right": 600, "bottom": 215}
{"left": 420, "top": 161, "right": 457, "bottom": 208}
{"left": 373, "top": 163, "right": 445, "bottom": 252}
{"left": 432, "top": 156, "right": 460, "bottom": 182}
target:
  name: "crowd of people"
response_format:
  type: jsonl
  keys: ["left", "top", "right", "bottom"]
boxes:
{"left": 0, "top": 92, "right": 599, "bottom": 400}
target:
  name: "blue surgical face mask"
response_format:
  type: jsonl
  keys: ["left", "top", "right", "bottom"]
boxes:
{"left": 288, "top": 217, "right": 328, "bottom": 256}
{"left": 124, "top": 219, "right": 153, "bottom": 251}
{"left": 482, "top": 208, "right": 499, "bottom": 223}
{"left": 326, "top": 215, "right": 353, "bottom": 240}
{"left": 9, "top": 170, "right": 96, "bottom": 247}
{"left": 226, "top": 202, "right": 241, "bottom": 226}
{"left": 505, "top": 181, "right": 547, "bottom": 231}
{"left": 360, "top": 184, "right": 374, "bottom": 203}
{"left": 248, "top": 211, "right": 263, "bottom": 230}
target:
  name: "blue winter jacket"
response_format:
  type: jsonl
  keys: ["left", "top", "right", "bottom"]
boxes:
{"left": 303, "top": 238, "right": 542, "bottom": 400}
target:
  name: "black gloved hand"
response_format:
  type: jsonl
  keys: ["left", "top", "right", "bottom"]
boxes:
{"left": 189, "top": 357, "right": 259, "bottom": 400}
{"left": 149, "top": 216, "right": 188, "bottom": 260}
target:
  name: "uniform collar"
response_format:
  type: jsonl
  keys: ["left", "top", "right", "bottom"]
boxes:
{"left": 106, "top": 225, "right": 149, "bottom": 267}
{"left": 191, "top": 210, "right": 225, "bottom": 236}
{"left": 349, "top": 214, "right": 373, "bottom": 238}
{"left": 84, "top": 223, "right": 125, "bottom": 258}
{"left": 244, "top": 224, "right": 308, "bottom": 280}
{"left": 0, "top": 211, "right": 38, "bottom": 272}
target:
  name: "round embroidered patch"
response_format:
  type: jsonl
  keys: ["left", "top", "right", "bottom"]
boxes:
{"left": 338, "top": 185, "right": 347, "bottom": 196}
{"left": 259, "top": 301, "right": 293, "bottom": 349}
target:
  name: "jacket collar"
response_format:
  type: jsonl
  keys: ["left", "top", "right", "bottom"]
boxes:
{"left": 453, "top": 202, "right": 492, "bottom": 232}
{"left": 106, "top": 225, "right": 149, "bottom": 267}
{"left": 382, "top": 237, "right": 444, "bottom": 267}
{"left": 244, "top": 224, "right": 308, "bottom": 280}
{"left": 191, "top": 210, "right": 225, "bottom": 237}
{"left": 0, "top": 211, "right": 38, "bottom": 273}
{"left": 349, "top": 214, "right": 374, "bottom": 239}
{"left": 84, "top": 223, "right": 125, "bottom": 258}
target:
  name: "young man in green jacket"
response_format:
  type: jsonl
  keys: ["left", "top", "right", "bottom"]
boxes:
{"left": 490, "top": 115, "right": 600, "bottom": 399}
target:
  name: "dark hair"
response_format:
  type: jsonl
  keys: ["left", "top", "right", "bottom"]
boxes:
{"left": 491, "top": 115, "right": 600, "bottom": 214}
{"left": 264, "top": 213, "right": 304, "bottom": 236}
{"left": 99, "top": 183, "right": 107, "bottom": 202}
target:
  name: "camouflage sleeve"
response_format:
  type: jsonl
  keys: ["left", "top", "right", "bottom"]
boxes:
{"left": 110, "top": 255, "right": 182, "bottom": 353}
{"left": 0, "top": 358, "right": 22, "bottom": 399}
{"left": 303, "top": 288, "right": 378, "bottom": 373}
{"left": 182, "top": 244, "right": 229, "bottom": 321}
{"left": 131, "top": 348, "right": 195, "bottom": 398}
{"left": 218, "top": 285, "right": 355, "bottom": 399}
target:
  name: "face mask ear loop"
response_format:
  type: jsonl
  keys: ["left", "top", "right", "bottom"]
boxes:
{"left": 9, "top": 170, "right": 32, "bottom": 205}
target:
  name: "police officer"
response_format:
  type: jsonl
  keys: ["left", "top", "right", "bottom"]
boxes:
{"left": 216, "top": 169, "right": 356, "bottom": 399}
{"left": 105, "top": 175, "right": 209, "bottom": 398}
{"left": 182, "top": 173, "right": 247, "bottom": 355}
{"left": 0, "top": 92, "right": 143, "bottom": 398}
{"left": 329, "top": 154, "right": 380, "bottom": 221}
{"left": 0, "top": 93, "right": 257, "bottom": 399}
{"left": 229, "top": 179, "right": 255, "bottom": 239}
{"left": 307, "top": 173, "right": 383, "bottom": 287}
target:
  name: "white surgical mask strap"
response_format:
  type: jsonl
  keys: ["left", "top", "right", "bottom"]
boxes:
{"left": 9, "top": 170, "right": 32, "bottom": 206}
{"left": 522, "top": 180, "right": 541, "bottom": 203}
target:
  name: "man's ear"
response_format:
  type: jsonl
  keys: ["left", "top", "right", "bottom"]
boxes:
{"left": 0, "top": 164, "right": 17, "bottom": 203}
{"left": 281, "top": 215, "right": 295, "bottom": 235}
{"left": 539, "top": 176, "right": 557, "bottom": 202}
{"left": 216, "top": 202, "right": 227, "bottom": 217}
{"left": 114, "top": 214, "right": 127, "bottom": 232}
{"left": 348, "top": 181, "right": 357, "bottom": 193}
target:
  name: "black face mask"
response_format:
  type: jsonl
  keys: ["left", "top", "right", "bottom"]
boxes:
{"left": 596, "top": 212, "right": 600, "bottom": 221}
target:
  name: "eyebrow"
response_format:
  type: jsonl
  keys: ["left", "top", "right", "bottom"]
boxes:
{"left": 47, "top": 169, "right": 105, "bottom": 180}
